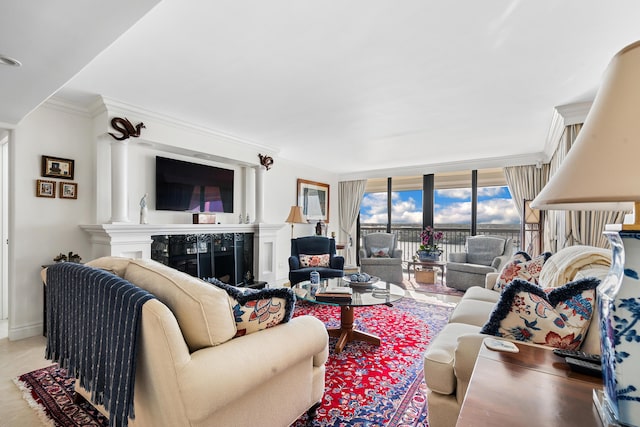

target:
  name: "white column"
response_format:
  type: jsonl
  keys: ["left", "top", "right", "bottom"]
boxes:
{"left": 254, "top": 165, "right": 265, "bottom": 223}
{"left": 110, "top": 139, "right": 129, "bottom": 223}
{"left": 243, "top": 167, "right": 256, "bottom": 223}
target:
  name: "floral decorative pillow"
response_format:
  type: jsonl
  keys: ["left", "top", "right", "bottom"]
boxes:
{"left": 370, "top": 247, "right": 390, "bottom": 258}
{"left": 493, "top": 251, "right": 552, "bottom": 292}
{"left": 481, "top": 277, "right": 599, "bottom": 349}
{"left": 204, "top": 278, "right": 295, "bottom": 338}
{"left": 299, "top": 253, "right": 330, "bottom": 268}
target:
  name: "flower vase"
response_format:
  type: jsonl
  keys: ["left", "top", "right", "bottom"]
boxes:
{"left": 418, "top": 251, "right": 440, "bottom": 261}
{"left": 599, "top": 229, "right": 640, "bottom": 426}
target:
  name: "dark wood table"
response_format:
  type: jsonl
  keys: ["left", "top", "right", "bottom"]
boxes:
{"left": 456, "top": 340, "right": 604, "bottom": 427}
{"left": 293, "top": 278, "right": 405, "bottom": 353}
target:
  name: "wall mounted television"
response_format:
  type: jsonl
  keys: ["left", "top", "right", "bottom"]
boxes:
{"left": 155, "top": 156, "right": 234, "bottom": 213}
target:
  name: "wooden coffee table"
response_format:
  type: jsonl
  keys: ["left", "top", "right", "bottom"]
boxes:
{"left": 457, "top": 339, "right": 603, "bottom": 427}
{"left": 293, "top": 278, "right": 405, "bottom": 353}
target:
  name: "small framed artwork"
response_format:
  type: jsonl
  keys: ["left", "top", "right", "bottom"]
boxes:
{"left": 36, "top": 179, "right": 56, "bottom": 198}
{"left": 41, "top": 155, "right": 74, "bottom": 180}
{"left": 297, "top": 178, "right": 330, "bottom": 222}
{"left": 59, "top": 182, "right": 78, "bottom": 199}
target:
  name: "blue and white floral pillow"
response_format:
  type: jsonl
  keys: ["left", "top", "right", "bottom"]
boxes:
{"left": 203, "top": 278, "right": 295, "bottom": 338}
{"left": 481, "top": 277, "right": 599, "bottom": 349}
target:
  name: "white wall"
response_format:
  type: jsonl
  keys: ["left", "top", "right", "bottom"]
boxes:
{"left": 1, "top": 138, "right": 7, "bottom": 319}
{"left": 8, "top": 99, "right": 339, "bottom": 339}
{"left": 123, "top": 139, "right": 338, "bottom": 283}
{"left": 9, "top": 104, "right": 94, "bottom": 339}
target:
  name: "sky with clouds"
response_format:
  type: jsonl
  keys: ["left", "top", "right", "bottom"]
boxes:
{"left": 360, "top": 186, "right": 520, "bottom": 225}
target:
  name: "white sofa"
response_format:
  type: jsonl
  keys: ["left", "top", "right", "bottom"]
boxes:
{"left": 45, "top": 257, "right": 329, "bottom": 427}
{"left": 423, "top": 245, "right": 611, "bottom": 427}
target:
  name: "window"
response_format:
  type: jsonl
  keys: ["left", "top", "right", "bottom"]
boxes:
{"left": 358, "top": 169, "right": 520, "bottom": 261}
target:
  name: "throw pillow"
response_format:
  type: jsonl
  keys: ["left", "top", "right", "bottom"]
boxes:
{"left": 370, "top": 247, "right": 390, "bottom": 258}
{"left": 493, "top": 251, "right": 552, "bottom": 293}
{"left": 204, "top": 278, "right": 295, "bottom": 338}
{"left": 299, "top": 254, "right": 330, "bottom": 268}
{"left": 481, "top": 277, "right": 599, "bottom": 349}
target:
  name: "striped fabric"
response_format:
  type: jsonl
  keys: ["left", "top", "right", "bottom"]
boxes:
{"left": 45, "top": 262, "right": 155, "bottom": 427}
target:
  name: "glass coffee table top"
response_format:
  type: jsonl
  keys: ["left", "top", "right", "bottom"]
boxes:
{"left": 292, "top": 277, "right": 405, "bottom": 353}
{"left": 293, "top": 277, "right": 405, "bottom": 306}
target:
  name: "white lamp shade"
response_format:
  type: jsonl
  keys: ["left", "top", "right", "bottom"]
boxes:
{"left": 532, "top": 41, "right": 640, "bottom": 211}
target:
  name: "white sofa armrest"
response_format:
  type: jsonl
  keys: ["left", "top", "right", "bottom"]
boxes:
{"left": 448, "top": 252, "right": 467, "bottom": 263}
{"left": 179, "top": 315, "right": 329, "bottom": 420}
{"left": 453, "top": 333, "right": 488, "bottom": 401}
{"left": 485, "top": 272, "right": 499, "bottom": 289}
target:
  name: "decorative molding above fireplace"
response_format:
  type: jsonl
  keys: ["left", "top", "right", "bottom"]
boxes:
{"left": 80, "top": 223, "right": 283, "bottom": 284}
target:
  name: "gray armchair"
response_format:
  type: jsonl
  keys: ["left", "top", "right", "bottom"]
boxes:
{"left": 445, "top": 235, "right": 513, "bottom": 291}
{"left": 359, "top": 232, "right": 404, "bottom": 284}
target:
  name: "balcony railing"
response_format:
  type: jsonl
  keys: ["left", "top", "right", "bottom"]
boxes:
{"left": 359, "top": 224, "right": 521, "bottom": 263}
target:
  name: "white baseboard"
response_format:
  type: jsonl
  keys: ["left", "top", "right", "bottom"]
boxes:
{"left": 8, "top": 323, "right": 43, "bottom": 341}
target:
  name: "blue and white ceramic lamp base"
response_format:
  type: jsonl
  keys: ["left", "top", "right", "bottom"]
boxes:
{"left": 600, "top": 229, "right": 640, "bottom": 427}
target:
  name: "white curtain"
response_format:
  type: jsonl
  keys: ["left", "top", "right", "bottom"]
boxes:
{"left": 504, "top": 164, "right": 550, "bottom": 217}
{"left": 542, "top": 125, "right": 578, "bottom": 252}
{"left": 543, "top": 124, "right": 626, "bottom": 251}
{"left": 338, "top": 180, "right": 367, "bottom": 266}
{"left": 504, "top": 164, "right": 549, "bottom": 256}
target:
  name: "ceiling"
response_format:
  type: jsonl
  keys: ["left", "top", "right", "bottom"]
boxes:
{"left": 4, "top": 1, "right": 640, "bottom": 177}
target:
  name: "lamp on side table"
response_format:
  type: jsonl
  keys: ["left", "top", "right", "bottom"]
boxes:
{"left": 532, "top": 40, "right": 640, "bottom": 427}
{"left": 285, "top": 206, "right": 306, "bottom": 239}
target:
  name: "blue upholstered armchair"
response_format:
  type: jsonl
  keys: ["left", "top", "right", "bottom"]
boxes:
{"left": 288, "top": 236, "right": 345, "bottom": 285}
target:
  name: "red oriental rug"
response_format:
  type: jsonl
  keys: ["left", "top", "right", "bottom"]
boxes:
{"left": 292, "top": 297, "right": 453, "bottom": 426}
{"left": 14, "top": 298, "right": 453, "bottom": 427}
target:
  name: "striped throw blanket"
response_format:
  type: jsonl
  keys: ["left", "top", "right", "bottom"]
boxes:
{"left": 45, "top": 262, "right": 155, "bottom": 427}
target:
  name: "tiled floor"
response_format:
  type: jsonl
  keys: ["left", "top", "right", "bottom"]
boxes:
{"left": 0, "top": 290, "right": 460, "bottom": 426}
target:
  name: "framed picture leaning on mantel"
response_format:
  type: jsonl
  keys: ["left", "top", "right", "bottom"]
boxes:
{"left": 297, "top": 178, "right": 329, "bottom": 222}
{"left": 41, "top": 155, "right": 74, "bottom": 180}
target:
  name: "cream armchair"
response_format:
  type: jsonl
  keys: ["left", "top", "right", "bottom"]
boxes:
{"left": 359, "top": 232, "right": 404, "bottom": 284}
{"left": 445, "top": 235, "right": 513, "bottom": 291}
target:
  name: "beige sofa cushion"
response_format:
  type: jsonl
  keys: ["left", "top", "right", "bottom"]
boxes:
{"left": 463, "top": 286, "right": 501, "bottom": 304}
{"left": 85, "top": 256, "right": 133, "bottom": 277}
{"left": 448, "top": 299, "right": 497, "bottom": 327}
{"left": 124, "top": 258, "right": 237, "bottom": 352}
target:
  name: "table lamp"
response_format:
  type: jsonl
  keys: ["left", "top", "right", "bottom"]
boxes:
{"left": 285, "top": 206, "right": 306, "bottom": 238}
{"left": 532, "top": 40, "right": 640, "bottom": 426}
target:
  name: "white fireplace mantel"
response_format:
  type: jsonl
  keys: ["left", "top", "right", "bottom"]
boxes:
{"left": 80, "top": 223, "right": 283, "bottom": 283}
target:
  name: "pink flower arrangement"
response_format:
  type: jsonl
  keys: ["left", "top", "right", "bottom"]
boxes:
{"left": 419, "top": 226, "right": 444, "bottom": 253}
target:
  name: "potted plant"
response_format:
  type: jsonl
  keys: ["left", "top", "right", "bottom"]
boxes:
{"left": 417, "top": 226, "right": 444, "bottom": 261}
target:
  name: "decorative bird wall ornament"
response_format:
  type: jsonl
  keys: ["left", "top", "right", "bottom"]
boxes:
{"left": 108, "top": 117, "right": 145, "bottom": 141}
{"left": 259, "top": 154, "right": 274, "bottom": 170}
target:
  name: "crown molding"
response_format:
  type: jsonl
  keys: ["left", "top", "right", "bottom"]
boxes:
{"left": 542, "top": 101, "right": 592, "bottom": 161}
{"left": 337, "top": 152, "right": 545, "bottom": 181}
{"left": 42, "top": 97, "right": 93, "bottom": 117}
{"left": 97, "top": 96, "right": 279, "bottom": 156}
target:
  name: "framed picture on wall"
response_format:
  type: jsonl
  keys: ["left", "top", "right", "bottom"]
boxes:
{"left": 36, "top": 179, "right": 56, "bottom": 198}
{"left": 59, "top": 182, "right": 78, "bottom": 199}
{"left": 297, "top": 178, "right": 330, "bottom": 222}
{"left": 41, "top": 155, "right": 74, "bottom": 180}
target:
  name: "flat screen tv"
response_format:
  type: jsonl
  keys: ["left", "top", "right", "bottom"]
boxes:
{"left": 155, "top": 156, "right": 234, "bottom": 213}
